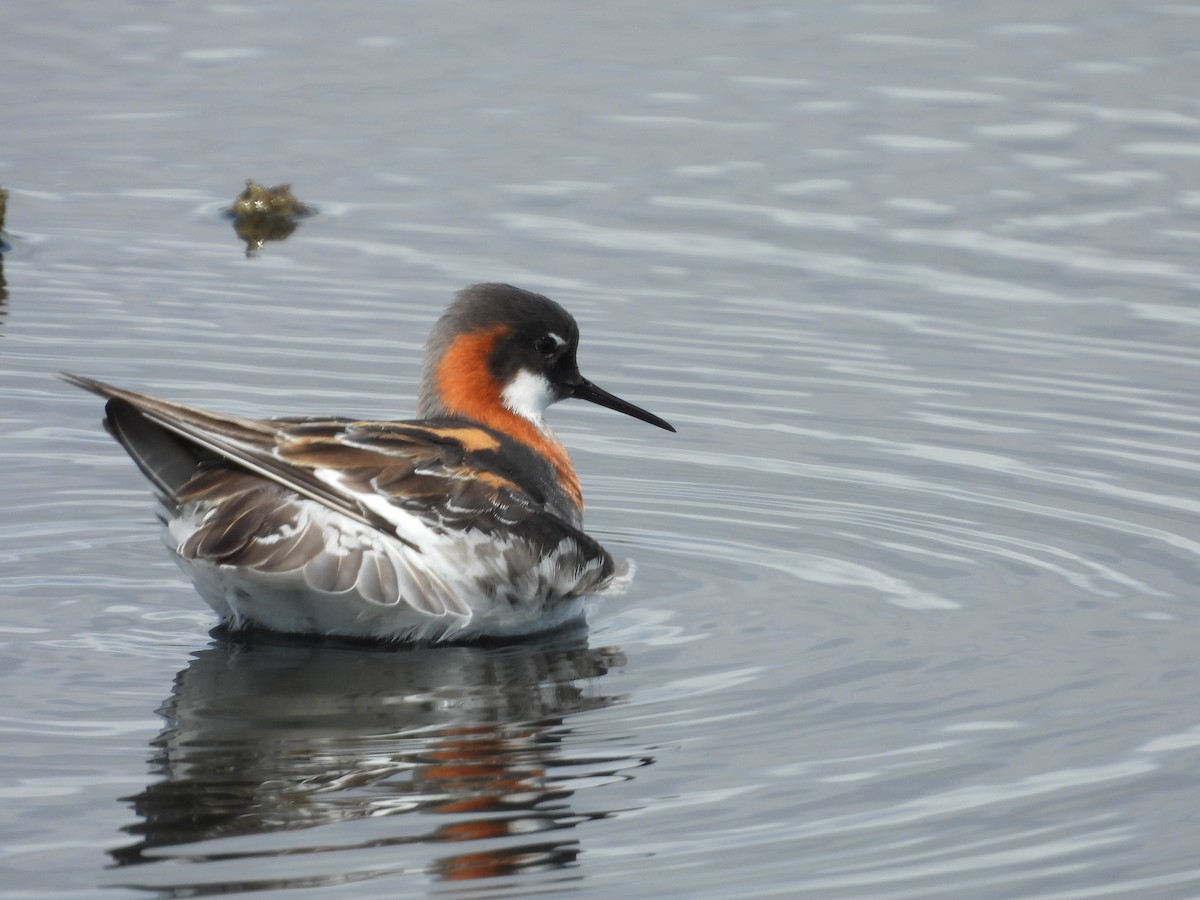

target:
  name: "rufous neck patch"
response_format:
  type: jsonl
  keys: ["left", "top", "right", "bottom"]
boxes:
{"left": 434, "top": 326, "right": 583, "bottom": 511}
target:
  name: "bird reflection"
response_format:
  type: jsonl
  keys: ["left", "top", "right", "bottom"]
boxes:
{"left": 109, "top": 628, "right": 648, "bottom": 893}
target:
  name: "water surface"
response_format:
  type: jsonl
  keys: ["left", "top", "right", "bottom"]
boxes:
{"left": 3, "top": 2, "right": 1200, "bottom": 897}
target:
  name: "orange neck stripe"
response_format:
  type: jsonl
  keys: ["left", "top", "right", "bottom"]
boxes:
{"left": 434, "top": 327, "right": 583, "bottom": 510}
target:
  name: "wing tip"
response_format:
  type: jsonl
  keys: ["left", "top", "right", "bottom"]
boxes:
{"left": 60, "top": 371, "right": 107, "bottom": 394}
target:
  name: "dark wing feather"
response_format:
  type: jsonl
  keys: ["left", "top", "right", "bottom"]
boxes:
{"left": 62, "top": 375, "right": 611, "bottom": 584}
{"left": 273, "top": 419, "right": 551, "bottom": 534}
{"left": 62, "top": 373, "right": 390, "bottom": 535}
{"left": 269, "top": 420, "right": 616, "bottom": 590}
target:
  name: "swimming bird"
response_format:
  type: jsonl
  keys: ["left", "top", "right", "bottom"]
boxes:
{"left": 62, "top": 283, "right": 674, "bottom": 642}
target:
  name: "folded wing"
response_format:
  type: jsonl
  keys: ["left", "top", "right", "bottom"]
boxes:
{"left": 62, "top": 374, "right": 617, "bottom": 627}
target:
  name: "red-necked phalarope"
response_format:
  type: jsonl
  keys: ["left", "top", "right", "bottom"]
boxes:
{"left": 63, "top": 283, "right": 674, "bottom": 641}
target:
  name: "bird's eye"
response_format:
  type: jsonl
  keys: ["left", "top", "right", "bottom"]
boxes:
{"left": 535, "top": 335, "right": 558, "bottom": 357}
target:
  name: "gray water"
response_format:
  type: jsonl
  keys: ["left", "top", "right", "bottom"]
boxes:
{"left": 3, "top": 2, "right": 1200, "bottom": 897}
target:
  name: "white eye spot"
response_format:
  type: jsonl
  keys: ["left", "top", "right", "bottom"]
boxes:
{"left": 502, "top": 370, "right": 557, "bottom": 427}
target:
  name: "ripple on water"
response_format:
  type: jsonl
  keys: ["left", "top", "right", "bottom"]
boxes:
{"left": 4, "top": 2, "right": 1200, "bottom": 896}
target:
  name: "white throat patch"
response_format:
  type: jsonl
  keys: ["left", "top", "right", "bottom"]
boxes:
{"left": 502, "top": 370, "right": 556, "bottom": 427}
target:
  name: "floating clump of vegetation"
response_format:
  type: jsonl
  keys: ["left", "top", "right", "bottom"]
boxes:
{"left": 229, "top": 180, "right": 314, "bottom": 219}
{"left": 225, "top": 180, "right": 316, "bottom": 256}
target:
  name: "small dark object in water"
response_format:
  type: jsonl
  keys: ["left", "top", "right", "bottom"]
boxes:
{"left": 229, "top": 180, "right": 313, "bottom": 219}
{"left": 0, "top": 186, "right": 10, "bottom": 253}
{"left": 226, "top": 180, "right": 315, "bottom": 256}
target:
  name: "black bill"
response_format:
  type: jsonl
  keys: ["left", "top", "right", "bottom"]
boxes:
{"left": 571, "top": 377, "right": 675, "bottom": 432}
